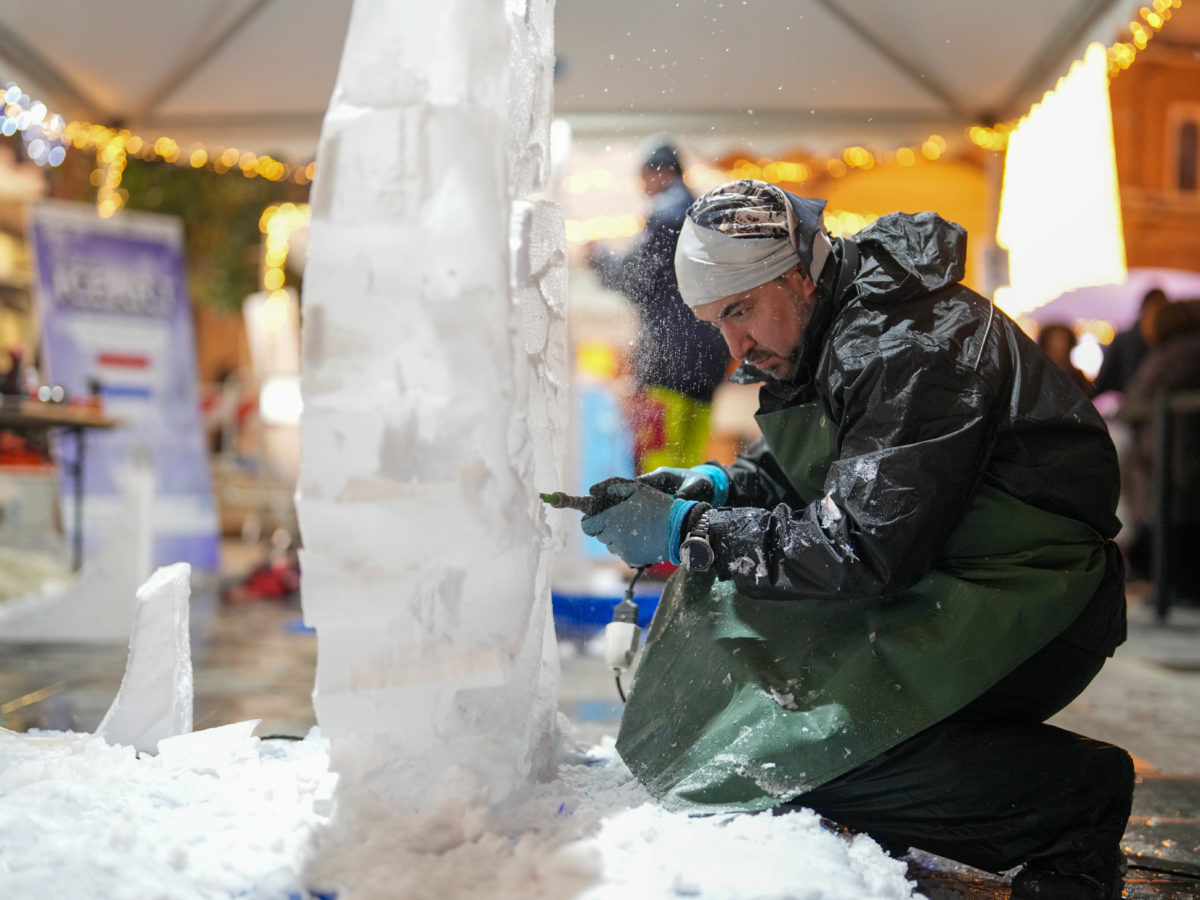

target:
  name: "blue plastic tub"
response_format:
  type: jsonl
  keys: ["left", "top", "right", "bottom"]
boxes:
{"left": 551, "top": 588, "right": 661, "bottom": 643}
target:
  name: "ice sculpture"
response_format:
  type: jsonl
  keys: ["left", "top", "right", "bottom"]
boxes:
{"left": 298, "top": 0, "right": 566, "bottom": 810}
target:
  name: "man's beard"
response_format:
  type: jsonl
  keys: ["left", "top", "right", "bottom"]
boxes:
{"left": 744, "top": 349, "right": 801, "bottom": 382}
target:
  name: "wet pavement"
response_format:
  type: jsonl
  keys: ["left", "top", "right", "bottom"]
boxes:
{"left": 1, "top": 560, "right": 1198, "bottom": 897}
{"left": 0, "top": 575, "right": 318, "bottom": 739}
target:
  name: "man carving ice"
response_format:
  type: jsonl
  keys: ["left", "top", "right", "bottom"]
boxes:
{"left": 577, "top": 179, "right": 1133, "bottom": 900}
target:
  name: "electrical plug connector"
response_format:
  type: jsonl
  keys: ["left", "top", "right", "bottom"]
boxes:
{"left": 604, "top": 596, "right": 641, "bottom": 671}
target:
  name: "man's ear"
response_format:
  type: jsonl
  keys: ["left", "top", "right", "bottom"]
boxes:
{"left": 780, "top": 264, "right": 815, "bottom": 294}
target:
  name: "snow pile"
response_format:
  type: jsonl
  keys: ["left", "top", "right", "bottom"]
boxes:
{"left": 305, "top": 736, "right": 919, "bottom": 900}
{"left": 0, "top": 727, "right": 918, "bottom": 899}
{"left": 0, "top": 721, "right": 333, "bottom": 899}
{"left": 580, "top": 804, "right": 917, "bottom": 900}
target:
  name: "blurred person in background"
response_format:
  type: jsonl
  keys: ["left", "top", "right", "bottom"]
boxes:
{"left": 1119, "top": 298, "right": 1200, "bottom": 600}
{"left": 1093, "top": 288, "right": 1168, "bottom": 397}
{"left": 1094, "top": 289, "right": 1168, "bottom": 572}
{"left": 1038, "top": 322, "right": 1095, "bottom": 397}
{"left": 587, "top": 138, "right": 730, "bottom": 474}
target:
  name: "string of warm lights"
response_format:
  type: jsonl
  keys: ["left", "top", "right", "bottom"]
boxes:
{"left": 712, "top": 134, "right": 949, "bottom": 187}
{"left": 0, "top": 85, "right": 316, "bottom": 217}
{"left": 72, "top": 123, "right": 316, "bottom": 218}
{"left": 703, "top": 0, "right": 1183, "bottom": 185}
{"left": 564, "top": 130, "right": 962, "bottom": 245}
{"left": 569, "top": 0, "right": 1185, "bottom": 214}
{"left": 0, "top": 84, "right": 68, "bottom": 167}
{"left": 258, "top": 201, "right": 310, "bottom": 300}
{"left": 0, "top": 0, "right": 1185, "bottom": 223}
{"left": 1108, "top": 0, "right": 1181, "bottom": 73}
{"left": 969, "top": 0, "right": 1182, "bottom": 151}
{"left": 565, "top": 205, "right": 877, "bottom": 244}
{"left": 565, "top": 1, "right": 1184, "bottom": 244}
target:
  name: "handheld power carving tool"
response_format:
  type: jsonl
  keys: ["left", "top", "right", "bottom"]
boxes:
{"left": 540, "top": 486, "right": 645, "bottom": 700}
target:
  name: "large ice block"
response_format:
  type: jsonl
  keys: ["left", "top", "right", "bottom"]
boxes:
{"left": 299, "top": 0, "right": 565, "bottom": 810}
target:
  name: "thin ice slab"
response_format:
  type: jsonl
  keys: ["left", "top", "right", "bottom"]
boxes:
{"left": 96, "top": 562, "right": 194, "bottom": 753}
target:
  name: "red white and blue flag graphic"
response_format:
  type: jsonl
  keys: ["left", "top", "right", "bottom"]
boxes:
{"left": 28, "top": 201, "right": 218, "bottom": 571}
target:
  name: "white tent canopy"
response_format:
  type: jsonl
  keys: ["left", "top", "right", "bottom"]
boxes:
{"left": 554, "top": 0, "right": 1155, "bottom": 154}
{"left": 0, "top": 0, "right": 1162, "bottom": 162}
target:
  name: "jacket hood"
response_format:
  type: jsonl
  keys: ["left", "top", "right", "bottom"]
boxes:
{"left": 852, "top": 211, "right": 966, "bottom": 305}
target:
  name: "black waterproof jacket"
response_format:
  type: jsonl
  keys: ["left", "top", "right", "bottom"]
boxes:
{"left": 703, "top": 212, "right": 1126, "bottom": 655}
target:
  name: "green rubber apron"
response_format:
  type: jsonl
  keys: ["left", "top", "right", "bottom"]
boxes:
{"left": 615, "top": 401, "right": 1109, "bottom": 813}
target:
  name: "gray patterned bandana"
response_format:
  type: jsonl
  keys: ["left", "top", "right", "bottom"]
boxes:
{"left": 675, "top": 179, "right": 831, "bottom": 307}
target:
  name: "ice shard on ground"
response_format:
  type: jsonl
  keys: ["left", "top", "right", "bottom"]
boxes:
{"left": 95, "top": 562, "right": 193, "bottom": 753}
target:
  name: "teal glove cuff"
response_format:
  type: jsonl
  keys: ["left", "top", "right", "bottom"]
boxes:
{"left": 692, "top": 464, "right": 730, "bottom": 506}
{"left": 667, "top": 499, "right": 698, "bottom": 566}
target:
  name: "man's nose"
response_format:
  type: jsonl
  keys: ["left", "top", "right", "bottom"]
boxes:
{"left": 720, "top": 322, "right": 753, "bottom": 359}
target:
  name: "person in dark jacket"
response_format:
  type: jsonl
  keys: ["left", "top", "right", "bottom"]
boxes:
{"left": 576, "top": 180, "right": 1132, "bottom": 900}
{"left": 588, "top": 139, "right": 730, "bottom": 473}
{"left": 1093, "top": 288, "right": 1168, "bottom": 397}
{"left": 1120, "top": 298, "right": 1200, "bottom": 603}
{"left": 1096, "top": 289, "right": 1169, "bottom": 575}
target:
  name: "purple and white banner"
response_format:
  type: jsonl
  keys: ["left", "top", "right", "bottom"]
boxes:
{"left": 28, "top": 201, "right": 218, "bottom": 571}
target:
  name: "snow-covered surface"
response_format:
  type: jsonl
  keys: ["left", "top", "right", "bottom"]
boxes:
{"left": 0, "top": 725, "right": 919, "bottom": 899}
{"left": 0, "top": 722, "right": 330, "bottom": 899}
{"left": 0, "top": 561, "right": 916, "bottom": 899}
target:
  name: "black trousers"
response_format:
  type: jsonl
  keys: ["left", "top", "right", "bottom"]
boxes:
{"left": 786, "top": 635, "right": 1135, "bottom": 875}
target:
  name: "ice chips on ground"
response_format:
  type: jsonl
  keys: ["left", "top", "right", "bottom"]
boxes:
{"left": 0, "top": 729, "right": 916, "bottom": 899}
{"left": 0, "top": 723, "right": 334, "bottom": 899}
{"left": 306, "top": 740, "right": 919, "bottom": 900}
